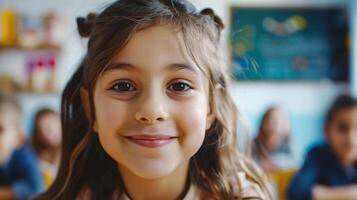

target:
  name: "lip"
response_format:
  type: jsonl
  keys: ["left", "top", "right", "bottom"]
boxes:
{"left": 124, "top": 134, "right": 178, "bottom": 148}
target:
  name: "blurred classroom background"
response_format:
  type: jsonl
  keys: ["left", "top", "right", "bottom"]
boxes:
{"left": 0, "top": 0, "right": 356, "bottom": 199}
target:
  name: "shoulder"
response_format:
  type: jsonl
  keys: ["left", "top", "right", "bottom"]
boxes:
{"left": 13, "top": 146, "right": 37, "bottom": 159}
{"left": 237, "top": 172, "right": 266, "bottom": 199}
{"left": 11, "top": 146, "right": 38, "bottom": 169}
{"left": 306, "top": 143, "right": 330, "bottom": 159}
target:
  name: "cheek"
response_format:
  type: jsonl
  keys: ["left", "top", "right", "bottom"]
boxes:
{"left": 329, "top": 133, "right": 344, "bottom": 146}
{"left": 94, "top": 94, "right": 131, "bottom": 152}
{"left": 95, "top": 93, "right": 129, "bottom": 131}
{"left": 0, "top": 135, "right": 10, "bottom": 151}
{"left": 353, "top": 132, "right": 357, "bottom": 148}
{"left": 328, "top": 131, "right": 350, "bottom": 155}
{"left": 0, "top": 129, "right": 18, "bottom": 154}
{"left": 175, "top": 97, "right": 208, "bottom": 156}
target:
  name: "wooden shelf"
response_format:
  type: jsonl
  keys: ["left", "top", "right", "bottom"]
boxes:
{"left": 0, "top": 43, "right": 61, "bottom": 52}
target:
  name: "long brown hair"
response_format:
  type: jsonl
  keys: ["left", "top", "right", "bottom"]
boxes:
{"left": 31, "top": 108, "right": 60, "bottom": 155}
{"left": 35, "top": 0, "right": 271, "bottom": 199}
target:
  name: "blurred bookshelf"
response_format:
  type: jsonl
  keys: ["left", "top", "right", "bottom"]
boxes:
{"left": 0, "top": 8, "right": 64, "bottom": 95}
{"left": 0, "top": 7, "right": 65, "bottom": 137}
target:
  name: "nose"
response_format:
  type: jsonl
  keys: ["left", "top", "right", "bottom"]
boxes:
{"left": 135, "top": 88, "right": 169, "bottom": 124}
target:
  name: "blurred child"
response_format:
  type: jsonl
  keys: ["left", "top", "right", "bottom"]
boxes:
{"left": 0, "top": 93, "right": 43, "bottom": 200}
{"left": 287, "top": 94, "right": 357, "bottom": 200}
{"left": 31, "top": 108, "right": 61, "bottom": 188}
{"left": 34, "top": 0, "right": 272, "bottom": 199}
{"left": 252, "top": 106, "right": 298, "bottom": 173}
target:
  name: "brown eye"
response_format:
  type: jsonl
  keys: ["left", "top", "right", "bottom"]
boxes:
{"left": 337, "top": 122, "right": 349, "bottom": 134}
{"left": 110, "top": 80, "right": 136, "bottom": 92}
{"left": 168, "top": 82, "right": 192, "bottom": 92}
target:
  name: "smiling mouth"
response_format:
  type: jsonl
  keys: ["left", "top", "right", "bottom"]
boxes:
{"left": 124, "top": 135, "right": 178, "bottom": 148}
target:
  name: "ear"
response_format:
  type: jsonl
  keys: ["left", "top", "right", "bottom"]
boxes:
{"left": 80, "top": 87, "right": 98, "bottom": 132}
{"left": 206, "top": 85, "right": 221, "bottom": 130}
{"left": 206, "top": 110, "right": 215, "bottom": 130}
{"left": 206, "top": 99, "right": 216, "bottom": 130}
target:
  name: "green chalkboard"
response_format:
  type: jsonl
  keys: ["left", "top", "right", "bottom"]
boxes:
{"left": 230, "top": 7, "right": 349, "bottom": 81}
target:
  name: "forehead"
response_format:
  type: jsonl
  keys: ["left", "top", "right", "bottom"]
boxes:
{"left": 332, "top": 107, "right": 357, "bottom": 122}
{"left": 107, "top": 24, "right": 201, "bottom": 74}
{"left": 118, "top": 24, "right": 183, "bottom": 56}
{"left": 38, "top": 113, "right": 59, "bottom": 122}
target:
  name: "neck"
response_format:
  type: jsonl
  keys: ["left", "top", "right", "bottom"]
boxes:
{"left": 40, "top": 149, "right": 60, "bottom": 165}
{"left": 118, "top": 161, "right": 190, "bottom": 200}
{"left": 257, "top": 135, "right": 273, "bottom": 154}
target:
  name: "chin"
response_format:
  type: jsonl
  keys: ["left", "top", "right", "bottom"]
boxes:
{"left": 123, "top": 158, "right": 182, "bottom": 179}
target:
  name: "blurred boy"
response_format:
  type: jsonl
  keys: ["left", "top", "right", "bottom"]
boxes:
{"left": 0, "top": 93, "right": 43, "bottom": 200}
{"left": 287, "top": 94, "right": 357, "bottom": 200}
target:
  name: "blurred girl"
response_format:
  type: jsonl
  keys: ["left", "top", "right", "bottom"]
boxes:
{"left": 252, "top": 107, "right": 298, "bottom": 173}
{"left": 0, "top": 93, "right": 43, "bottom": 200}
{"left": 31, "top": 108, "right": 61, "bottom": 188}
{"left": 287, "top": 94, "right": 357, "bottom": 200}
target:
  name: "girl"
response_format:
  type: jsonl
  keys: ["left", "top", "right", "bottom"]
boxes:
{"left": 35, "top": 0, "right": 271, "bottom": 199}
{"left": 252, "top": 106, "right": 298, "bottom": 173}
{"left": 31, "top": 108, "right": 62, "bottom": 188}
{"left": 287, "top": 94, "right": 357, "bottom": 200}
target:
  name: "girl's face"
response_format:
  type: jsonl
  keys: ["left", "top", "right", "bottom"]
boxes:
{"left": 326, "top": 107, "right": 357, "bottom": 165}
{"left": 37, "top": 113, "right": 62, "bottom": 148}
{"left": 0, "top": 113, "right": 21, "bottom": 164}
{"left": 261, "top": 108, "right": 290, "bottom": 151}
{"left": 91, "top": 25, "right": 215, "bottom": 179}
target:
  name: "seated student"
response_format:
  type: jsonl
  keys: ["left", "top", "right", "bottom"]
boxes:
{"left": 0, "top": 93, "right": 43, "bottom": 200}
{"left": 31, "top": 108, "right": 61, "bottom": 188}
{"left": 287, "top": 94, "right": 357, "bottom": 200}
{"left": 252, "top": 106, "right": 299, "bottom": 173}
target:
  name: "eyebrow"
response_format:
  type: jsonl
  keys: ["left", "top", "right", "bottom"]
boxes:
{"left": 103, "top": 62, "right": 198, "bottom": 75}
